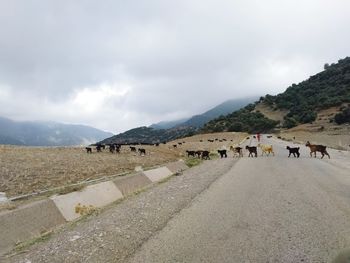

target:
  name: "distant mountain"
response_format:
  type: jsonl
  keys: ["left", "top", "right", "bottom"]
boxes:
{"left": 99, "top": 126, "right": 196, "bottom": 145}
{"left": 0, "top": 116, "right": 113, "bottom": 146}
{"left": 181, "top": 98, "right": 257, "bottom": 128}
{"left": 149, "top": 118, "right": 189, "bottom": 130}
{"left": 102, "top": 97, "right": 256, "bottom": 144}
{"left": 150, "top": 97, "right": 257, "bottom": 130}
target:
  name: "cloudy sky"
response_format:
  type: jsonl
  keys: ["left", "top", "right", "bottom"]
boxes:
{"left": 0, "top": 0, "right": 349, "bottom": 134}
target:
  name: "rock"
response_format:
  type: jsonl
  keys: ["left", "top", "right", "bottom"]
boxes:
{"left": 0, "top": 192, "right": 8, "bottom": 203}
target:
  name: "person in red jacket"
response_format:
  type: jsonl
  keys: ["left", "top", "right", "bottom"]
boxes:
{"left": 257, "top": 133, "right": 261, "bottom": 142}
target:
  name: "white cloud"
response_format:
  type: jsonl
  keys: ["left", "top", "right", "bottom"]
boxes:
{"left": 0, "top": 0, "right": 349, "bottom": 133}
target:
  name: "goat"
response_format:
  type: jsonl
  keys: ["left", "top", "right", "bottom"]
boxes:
{"left": 201, "top": 150, "right": 210, "bottom": 160}
{"left": 173, "top": 144, "right": 177, "bottom": 148}
{"left": 186, "top": 150, "right": 196, "bottom": 157}
{"left": 178, "top": 142, "right": 182, "bottom": 145}
{"left": 230, "top": 146, "right": 243, "bottom": 157}
{"left": 245, "top": 145, "right": 257, "bottom": 157}
{"left": 85, "top": 147, "right": 92, "bottom": 153}
{"left": 96, "top": 145, "right": 102, "bottom": 152}
{"left": 258, "top": 144, "right": 274, "bottom": 156}
{"left": 286, "top": 146, "right": 300, "bottom": 158}
{"left": 305, "top": 141, "right": 330, "bottom": 159}
{"left": 109, "top": 144, "right": 115, "bottom": 153}
{"left": 217, "top": 150, "right": 227, "bottom": 158}
{"left": 138, "top": 148, "right": 146, "bottom": 156}
{"left": 208, "top": 139, "right": 214, "bottom": 142}
{"left": 115, "top": 144, "right": 121, "bottom": 153}
{"left": 130, "top": 146, "right": 136, "bottom": 152}
{"left": 195, "top": 150, "right": 203, "bottom": 158}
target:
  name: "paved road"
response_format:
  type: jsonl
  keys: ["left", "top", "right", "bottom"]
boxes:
{"left": 127, "top": 137, "right": 350, "bottom": 263}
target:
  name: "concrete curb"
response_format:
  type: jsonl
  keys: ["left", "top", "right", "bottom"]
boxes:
{"left": 50, "top": 181, "right": 123, "bottom": 221}
{"left": 113, "top": 172, "right": 152, "bottom": 196}
{"left": 0, "top": 161, "right": 188, "bottom": 255}
{"left": 0, "top": 199, "right": 66, "bottom": 255}
{"left": 143, "top": 167, "right": 173, "bottom": 182}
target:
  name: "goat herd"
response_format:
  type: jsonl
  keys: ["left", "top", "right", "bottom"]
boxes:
{"left": 85, "top": 143, "right": 148, "bottom": 156}
{"left": 185, "top": 140, "right": 331, "bottom": 159}
{"left": 84, "top": 138, "right": 331, "bottom": 160}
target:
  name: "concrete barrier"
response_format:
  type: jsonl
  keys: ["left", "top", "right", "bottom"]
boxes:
{"left": 165, "top": 160, "right": 188, "bottom": 174}
{"left": 51, "top": 181, "right": 123, "bottom": 221}
{"left": 0, "top": 199, "right": 66, "bottom": 255}
{"left": 143, "top": 167, "right": 173, "bottom": 182}
{"left": 113, "top": 172, "right": 152, "bottom": 196}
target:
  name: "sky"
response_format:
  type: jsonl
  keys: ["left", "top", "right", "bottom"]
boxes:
{"left": 0, "top": 0, "right": 349, "bottom": 134}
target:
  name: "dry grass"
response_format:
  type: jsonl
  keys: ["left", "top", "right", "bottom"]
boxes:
{"left": 0, "top": 145, "right": 180, "bottom": 197}
{"left": 0, "top": 132, "right": 247, "bottom": 198}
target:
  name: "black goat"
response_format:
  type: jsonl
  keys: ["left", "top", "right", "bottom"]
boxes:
{"left": 217, "top": 150, "right": 227, "bottom": 158}
{"left": 245, "top": 145, "right": 257, "bottom": 157}
{"left": 130, "top": 146, "right": 136, "bottom": 152}
{"left": 186, "top": 150, "right": 196, "bottom": 157}
{"left": 86, "top": 147, "right": 92, "bottom": 153}
{"left": 286, "top": 146, "right": 300, "bottom": 158}
{"left": 96, "top": 145, "right": 102, "bottom": 152}
{"left": 138, "top": 148, "right": 146, "bottom": 156}
{"left": 201, "top": 151, "right": 210, "bottom": 160}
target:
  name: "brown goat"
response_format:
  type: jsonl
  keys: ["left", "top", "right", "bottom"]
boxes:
{"left": 305, "top": 141, "right": 330, "bottom": 159}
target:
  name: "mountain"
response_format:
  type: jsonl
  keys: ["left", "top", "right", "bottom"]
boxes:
{"left": 181, "top": 98, "right": 257, "bottom": 128}
{"left": 150, "top": 97, "right": 257, "bottom": 130}
{"left": 0, "top": 116, "right": 113, "bottom": 146}
{"left": 202, "top": 57, "right": 350, "bottom": 133}
{"left": 149, "top": 118, "right": 189, "bottom": 130}
{"left": 102, "top": 97, "right": 256, "bottom": 144}
{"left": 99, "top": 126, "right": 196, "bottom": 145}
{"left": 261, "top": 57, "right": 350, "bottom": 128}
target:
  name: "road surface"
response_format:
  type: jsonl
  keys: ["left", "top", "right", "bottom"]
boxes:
{"left": 127, "top": 137, "right": 350, "bottom": 263}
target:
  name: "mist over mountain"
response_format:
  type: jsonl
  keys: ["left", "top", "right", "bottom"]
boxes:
{"left": 149, "top": 118, "right": 190, "bottom": 130}
{"left": 101, "top": 97, "right": 257, "bottom": 144}
{"left": 150, "top": 97, "right": 257, "bottom": 130}
{"left": 0, "top": 117, "right": 113, "bottom": 146}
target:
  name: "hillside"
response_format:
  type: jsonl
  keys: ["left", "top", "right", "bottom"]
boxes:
{"left": 202, "top": 103, "right": 279, "bottom": 134}
{"left": 181, "top": 97, "right": 257, "bottom": 128}
{"left": 0, "top": 116, "right": 113, "bottom": 146}
{"left": 202, "top": 57, "right": 350, "bottom": 133}
{"left": 149, "top": 118, "right": 189, "bottom": 130}
{"left": 261, "top": 57, "right": 350, "bottom": 128}
{"left": 150, "top": 97, "right": 257, "bottom": 130}
{"left": 99, "top": 126, "right": 196, "bottom": 145}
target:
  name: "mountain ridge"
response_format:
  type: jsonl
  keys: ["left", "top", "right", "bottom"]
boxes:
{"left": 0, "top": 116, "right": 113, "bottom": 146}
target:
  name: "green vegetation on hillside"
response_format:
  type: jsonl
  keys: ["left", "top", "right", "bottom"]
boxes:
{"left": 100, "top": 126, "right": 196, "bottom": 145}
{"left": 262, "top": 57, "right": 350, "bottom": 128}
{"left": 334, "top": 105, "right": 350, "bottom": 124}
{"left": 202, "top": 104, "right": 279, "bottom": 134}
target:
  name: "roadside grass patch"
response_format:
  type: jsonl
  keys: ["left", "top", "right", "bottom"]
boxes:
{"left": 13, "top": 230, "right": 53, "bottom": 253}
{"left": 185, "top": 158, "right": 202, "bottom": 167}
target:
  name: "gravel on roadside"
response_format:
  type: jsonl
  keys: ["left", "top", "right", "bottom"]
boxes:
{"left": 3, "top": 158, "right": 236, "bottom": 263}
